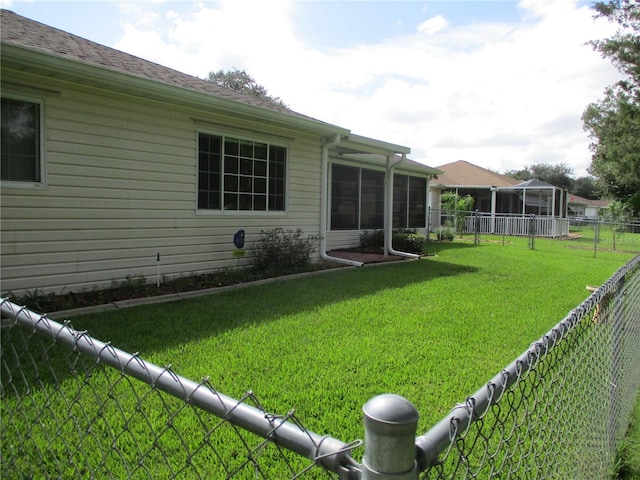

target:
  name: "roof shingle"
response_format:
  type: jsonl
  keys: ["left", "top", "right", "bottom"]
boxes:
{"left": 0, "top": 9, "right": 328, "bottom": 124}
{"left": 434, "top": 160, "right": 520, "bottom": 187}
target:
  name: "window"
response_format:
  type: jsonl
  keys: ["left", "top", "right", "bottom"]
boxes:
{"left": 198, "top": 133, "right": 286, "bottom": 211}
{"left": 331, "top": 164, "right": 384, "bottom": 230}
{"left": 1, "top": 97, "right": 42, "bottom": 183}
{"left": 393, "top": 174, "right": 426, "bottom": 228}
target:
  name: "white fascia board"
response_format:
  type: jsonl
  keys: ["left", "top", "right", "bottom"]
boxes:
{"left": 1, "top": 44, "right": 350, "bottom": 138}
{"left": 340, "top": 133, "right": 411, "bottom": 156}
{"left": 331, "top": 152, "right": 441, "bottom": 177}
{"left": 437, "top": 184, "right": 497, "bottom": 189}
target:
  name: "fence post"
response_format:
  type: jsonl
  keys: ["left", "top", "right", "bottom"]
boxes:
{"left": 362, "top": 394, "right": 419, "bottom": 480}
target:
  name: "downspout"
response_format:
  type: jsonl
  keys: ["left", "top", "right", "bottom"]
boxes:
{"left": 320, "top": 135, "right": 364, "bottom": 267}
{"left": 385, "top": 154, "right": 420, "bottom": 260}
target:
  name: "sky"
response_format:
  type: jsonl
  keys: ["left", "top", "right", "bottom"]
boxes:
{"left": 1, "top": 0, "right": 624, "bottom": 177}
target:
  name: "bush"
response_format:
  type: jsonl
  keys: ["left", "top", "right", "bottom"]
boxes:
{"left": 392, "top": 229, "right": 426, "bottom": 254}
{"left": 360, "top": 229, "right": 385, "bottom": 248}
{"left": 435, "top": 226, "right": 455, "bottom": 241}
{"left": 251, "top": 228, "right": 319, "bottom": 270}
{"left": 360, "top": 228, "right": 425, "bottom": 254}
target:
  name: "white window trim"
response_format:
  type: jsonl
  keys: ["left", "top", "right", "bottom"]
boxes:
{"left": 1, "top": 93, "right": 46, "bottom": 189}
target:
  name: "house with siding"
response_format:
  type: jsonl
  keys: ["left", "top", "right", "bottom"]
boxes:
{"left": 567, "top": 195, "right": 612, "bottom": 219}
{"left": 0, "top": 10, "right": 441, "bottom": 295}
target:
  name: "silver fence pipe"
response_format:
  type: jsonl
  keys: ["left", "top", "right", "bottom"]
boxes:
{"left": 414, "top": 253, "right": 640, "bottom": 471}
{"left": 0, "top": 299, "right": 359, "bottom": 474}
{"left": 362, "top": 394, "right": 419, "bottom": 479}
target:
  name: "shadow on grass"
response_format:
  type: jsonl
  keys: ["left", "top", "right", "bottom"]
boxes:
{"left": 65, "top": 259, "right": 477, "bottom": 356}
{"left": 424, "top": 240, "right": 479, "bottom": 255}
{"left": 2, "top": 258, "right": 477, "bottom": 395}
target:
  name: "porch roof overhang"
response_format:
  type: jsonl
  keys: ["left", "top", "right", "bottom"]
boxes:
{"left": 433, "top": 184, "right": 497, "bottom": 190}
{"left": 328, "top": 134, "right": 441, "bottom": 177}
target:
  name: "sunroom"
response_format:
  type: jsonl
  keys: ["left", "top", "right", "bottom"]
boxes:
{"left": 322, "top": 134, "right": 441, "bottom": 265}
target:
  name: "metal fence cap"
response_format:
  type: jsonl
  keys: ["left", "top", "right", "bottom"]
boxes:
{"left": 363, "top": 393, "right": 419, "bottom": 425}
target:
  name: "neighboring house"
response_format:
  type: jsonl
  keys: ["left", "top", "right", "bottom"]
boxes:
{"left": 567, "top": 195, "right": 612, "bottom": 219}
{"left": 430, "top": 160, "right": 520, "bottom": 215}
{"left": 0, "top": 10, "right": 441, "bottom": 295}
{"left": 431, "top": 160, "right": 570, "bottom": 237}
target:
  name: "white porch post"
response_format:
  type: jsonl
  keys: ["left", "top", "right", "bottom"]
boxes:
{"left": 490, "top": 186, "right": 497, "bottom": 234}
{"left": 384, "top": 155, "right": 393, "bottom": 257}
{"left": 551, "top": 187, "right": 557, "bottom": 237}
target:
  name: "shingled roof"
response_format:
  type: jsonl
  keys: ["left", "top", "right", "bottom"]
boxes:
{"left": 434, "top": 160, "right": 520, "bottom": 188}
{"left": 0, "top": 9, "right": 337, "bottom": 129}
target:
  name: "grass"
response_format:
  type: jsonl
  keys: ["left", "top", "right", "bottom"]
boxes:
{"left": 617, "top": 392, "right": 640, "bottom": 480}
{"left": 2, "top": 234, "right": 639, "bottom": 478}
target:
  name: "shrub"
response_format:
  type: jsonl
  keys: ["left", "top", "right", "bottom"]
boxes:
{"left": 435, "top": 226, "right": 455, "bottom": 241}
{"left": 360, "top": 229, "right": 385, "bottom": 248}
{"left": 359, "top": 228, "right": 425, "bottom": 254}
{"left": 392, "top": 228, "right": 426, "bottom": 254}
{"left": 251, "top": 228, "right": 319, "bottom": 270}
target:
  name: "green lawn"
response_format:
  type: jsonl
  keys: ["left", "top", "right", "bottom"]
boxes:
{"left": 68, "top": 238, "right": 632, "bottom": 427}
{"left": 2, "top": 234, "right": 638, "bottom": 477}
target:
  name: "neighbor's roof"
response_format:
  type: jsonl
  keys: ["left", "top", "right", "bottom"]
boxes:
{"left": 0, "top": 9, "right": 347, "bottom": 136}
{"left": 568, "top": 195, "right": 612, "bottom": 208}
{"left": 434, "top": 160, "right": 520, "bottom": 188}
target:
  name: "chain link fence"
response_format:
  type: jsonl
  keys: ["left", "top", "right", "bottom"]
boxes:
{"left": 0, "top": 304, "right": 360, "bottom": 479}
{"left": 569, "top": 218, "right": 640, "bottom": 255}
{"left": 429, "top": 208, "right": 640, "bottom": 254}
{"left": 417, "top": 253, "right": 640, "bottom": 479}
{"left": 2, "top": 255, "right": 640, "bottom": 478}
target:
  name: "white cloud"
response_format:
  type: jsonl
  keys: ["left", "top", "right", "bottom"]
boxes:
{"left": 113, "top": 0, "right": 621, "bottom": 177}
{"left": 418, "top": 15, "right": 449, "bottom": 34}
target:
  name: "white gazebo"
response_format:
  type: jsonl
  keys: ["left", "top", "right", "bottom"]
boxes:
{"left": 501, "top": 179, "right": 568, "bottom": 217}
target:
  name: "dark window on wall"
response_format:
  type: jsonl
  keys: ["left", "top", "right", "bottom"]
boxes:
{"left": 198, "top": 133, "right": 286, "bottom": 211}
{"left": 408, "top": 177, "right": 427, "bottom": 228}
{"left": 393, "top": 175, "right": 408, "bottom": 228}
{"left": 1, "top": 97, "right": 42, "bottom": 183}
{"left": 360, "top": 169, "right": 385, "bottom": 229}
{"left": 394, "top": 174, "right": 427, "bottom": 228}
{"left": 331, "top": 165, "right": 385, "bottom": 231}
{"left": 331, "top": 164, "right": 360, "bottom": 230}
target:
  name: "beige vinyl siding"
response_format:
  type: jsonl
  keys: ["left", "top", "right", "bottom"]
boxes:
{"left": 326, "top": 231, "right": 363, "bottom": 251}
{"left": 0, "top": 73, "right": 324, "bottom": 294}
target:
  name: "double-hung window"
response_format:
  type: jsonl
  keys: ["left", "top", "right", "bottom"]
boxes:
{"left": 198, "top": 133, "right": 286, "bottom": 212}
{"left": 393, "top": 174, "right": 427, "bottom": 228}
{"left": 1, "top": 96, "right": 43, "bottom": 185}
{"left": 331, "top": 164, "right": 384, "bottom": 230}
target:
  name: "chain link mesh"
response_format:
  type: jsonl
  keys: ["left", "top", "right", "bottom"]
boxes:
{"left": 0, "top": 303, "right": 358, "bottom": 479}
{"left": 418, "top": 254, "right": 640, "bottom": 479}
{"left": 2, "top": 254, "right": 639, "bottom": 479}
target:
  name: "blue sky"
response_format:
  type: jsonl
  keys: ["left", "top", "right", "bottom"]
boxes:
{"left": 1, "top": 0, "right": 620, "bottom": 176}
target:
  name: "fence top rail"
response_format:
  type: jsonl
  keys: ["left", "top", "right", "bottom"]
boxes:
{"left": 414, "top": 253, "right": 640, "bottom": 471}
{"left": 0, "top": 299, "right": 360, "bottom": 474}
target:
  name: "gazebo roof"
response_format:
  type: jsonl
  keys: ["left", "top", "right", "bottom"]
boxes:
{"left": 510, "top": 179, "right": 558, "bottom": 190}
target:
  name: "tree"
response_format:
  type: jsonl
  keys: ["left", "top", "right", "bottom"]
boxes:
{"left": 441, "top": 191, "right": 475, "bottom": 237}
{"left": 206, "top": 68, "right": 288, "bottom": 109}
{"left": 572, "top": 176, "right": 599, "bottom": 199}
{"left": 582, "top": 0, "right": 640, "bottom": 215}
{"left": 504, "top": 162, "right": 575, "bottom": 191}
